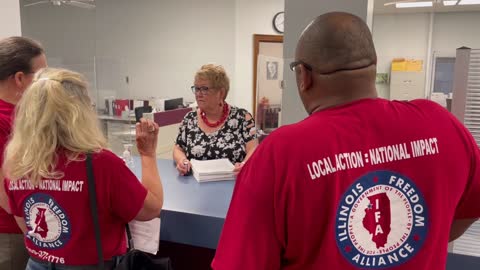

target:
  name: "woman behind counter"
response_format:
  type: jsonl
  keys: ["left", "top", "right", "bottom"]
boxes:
{"left": 174, "top": 64, "right": 258, "bottom": 175}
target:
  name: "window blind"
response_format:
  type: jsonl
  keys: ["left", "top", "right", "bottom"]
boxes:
{"left": 453, "top": 49, "right": 480, "bottom": 257}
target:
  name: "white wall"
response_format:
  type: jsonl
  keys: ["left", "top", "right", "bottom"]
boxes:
{"left": 20, "top": 3, "right": 96, "bottom": 81}
{"left": 234, "top": 0, "right": 284, "bottom": 113}
{"left": 432, "top": 12, "right": 480, "bottom": 54}
{"left": 20, "top": 0, "right": 236, "bottom": 107}
{"left": 0, "top": 0, "right": 21, "bottom": 38}
{"left": 373, "top": 13, "right": 430, "bottom": 74}
{"left": 95, "top": 0, "right": 236, "bottom": 105}
{"left": 19, "top": 0, "right": 284, "bottom": 112}
{"left": 372, "top": 13, "right": 430, "bottom": 98}
{"left": 372, "top": 11, "right": 480, "bottom": 98}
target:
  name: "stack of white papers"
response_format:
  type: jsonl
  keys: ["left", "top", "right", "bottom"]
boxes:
{"left": 190, "top": 159, "right": 235, "bottom": 182}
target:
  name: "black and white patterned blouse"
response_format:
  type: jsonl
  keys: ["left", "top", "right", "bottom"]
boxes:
{"left": 176, "top": 106, "right": 258, "bottom": 164}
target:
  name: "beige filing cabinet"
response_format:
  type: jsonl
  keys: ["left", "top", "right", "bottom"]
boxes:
{"left": 389, "top": 71, "right": 426, "bottom": 101}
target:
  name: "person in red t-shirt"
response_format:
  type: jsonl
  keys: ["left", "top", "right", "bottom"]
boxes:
{"left": 2, "top": 68, "right": 164, "bottom": 269}
{"left": 213, "top": 12, "right": 480, "bottom": 270}
{"left": 0, "top": 36, "right": 47, "bottom": 270}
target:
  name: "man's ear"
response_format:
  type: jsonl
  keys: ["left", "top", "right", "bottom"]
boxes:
{"left": 298, "top": 65, "right": 313, "bottom": 93}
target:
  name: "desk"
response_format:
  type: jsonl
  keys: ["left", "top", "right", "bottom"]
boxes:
{"left": 98, "top": 114, "right": 135, "bottom": 122}
{"left": 98, "top": 115, "right": 136, "bottom": 155}
{"left": 99, "top": 109, "right": 191, "bottom": 157}
{"left": 132, "top": 157, "right": 235, "bottom": 249}
{"left": 98, "top": 114, "right": 136, "bottom": 130}
{"left": 98, "top": 114, "right": 135, "bottom": 138}
{"left": 131, "top": 157, "right": 480, "bottom": 269}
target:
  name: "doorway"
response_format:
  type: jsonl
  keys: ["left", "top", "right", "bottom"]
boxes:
{"left": 253, "top": 34, "right": 283, "bottom": 135}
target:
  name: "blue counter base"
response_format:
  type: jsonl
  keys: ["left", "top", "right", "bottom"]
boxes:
{"left": 447, "top": 253, "right": 480, "bottom": 269}
{"left": 160, "top": 210, "right": 225, "bottom": 250}
{"left": 158, "top": 241, "right": 215, "bottom": 270}
{"left": 155, "top": 244, "right": 479, "bottom": 270}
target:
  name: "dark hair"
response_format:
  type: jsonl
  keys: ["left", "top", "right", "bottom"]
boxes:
{"left": 0, "top": 36, "right": 44, "bottom": 81}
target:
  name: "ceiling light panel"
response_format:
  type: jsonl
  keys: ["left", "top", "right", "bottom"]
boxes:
{"left": 396, "top": 1, "right": 434, "bottom": 8}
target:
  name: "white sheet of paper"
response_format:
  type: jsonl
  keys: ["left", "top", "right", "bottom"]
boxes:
{"left": 128, "top": 218, "right": 161, "bottom": 255}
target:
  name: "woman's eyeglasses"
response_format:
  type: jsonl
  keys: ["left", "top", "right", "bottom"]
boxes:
{"left": 191, "top": 86, "right": 212, "bottom": 95}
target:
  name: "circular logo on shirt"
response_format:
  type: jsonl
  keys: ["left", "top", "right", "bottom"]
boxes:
{"left": 23, "top": 193, "right": 71, "bottom": 249}
{"left": 335, "top": 171, "right": 428, "bottom": 268}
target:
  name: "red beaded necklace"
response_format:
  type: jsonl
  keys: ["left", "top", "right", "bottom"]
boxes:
{"left": 200, "top": 103, "right": 229, "bottom": 128}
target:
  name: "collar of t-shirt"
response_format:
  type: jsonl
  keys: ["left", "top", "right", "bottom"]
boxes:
{"left": 309, "top": 98, "right": 380, "bottom": 118}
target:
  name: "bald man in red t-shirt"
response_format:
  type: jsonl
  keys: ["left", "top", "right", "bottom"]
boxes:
{"left": 213, "top": 12, "right": 480, "bottom": 270}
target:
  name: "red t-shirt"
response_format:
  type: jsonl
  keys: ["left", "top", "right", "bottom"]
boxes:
{"left": 213, "top": 98, "right": 480, "bottom": 270}
{"left": 5, "top": 150, "right": 147, "bottom": 265}
{"left": 0, "top": 98, "right": 22, "bottom": 234}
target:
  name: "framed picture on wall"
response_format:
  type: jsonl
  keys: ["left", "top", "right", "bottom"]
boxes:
{"left": 266, "top": 61, "right": 279, "bottom": 80}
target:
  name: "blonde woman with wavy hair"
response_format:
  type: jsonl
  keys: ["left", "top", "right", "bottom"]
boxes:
{"left": 3, "top": 68, "right": 164, "bottom": 269}
{"left": 6, "top": 68, "right": 106, "bottom": 185}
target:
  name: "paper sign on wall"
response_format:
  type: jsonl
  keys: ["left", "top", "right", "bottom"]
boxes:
{"left": 406, "top": 60, "right": 423, "bottom": 72}
{"left": 391, "top": 58, "right": 423, "bottom": 72}
{"left": 391, "top": 58, "right": 406, "bottom": 71}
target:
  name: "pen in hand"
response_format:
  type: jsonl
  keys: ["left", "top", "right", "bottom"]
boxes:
{"left": 183, "top": 159, "right": 191, "bottom": 174}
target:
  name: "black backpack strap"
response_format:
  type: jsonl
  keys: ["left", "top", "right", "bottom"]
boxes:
{"left": 86, "top": 153, "right": 105, "bottom": 270}
{"left": 126, "top": 224, "right": 135, "bottom": 250}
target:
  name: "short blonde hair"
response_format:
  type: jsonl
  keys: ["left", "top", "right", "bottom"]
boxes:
{"left": 4, "top": 68, "right": 107, "bottom": 185}
{"left": 195, "top": 64, "right": 230, "bottom": 99}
